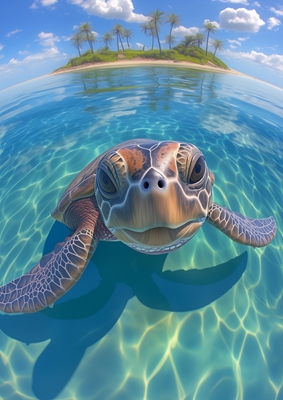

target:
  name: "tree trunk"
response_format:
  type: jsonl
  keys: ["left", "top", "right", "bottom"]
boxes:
{"left": 118, "top": 34, "right": 124, "bottom": 51}
{"left": 86, "top": 33, "right": 93, "bottom": 53}
{"left": 155, "top": 22, "right": 162, "bottom": 54}
{"left": 169, "top": 25, "right": 173, "bottom": 50}
{"left": 205, "top": 32, "right": 210, "bottom": 55}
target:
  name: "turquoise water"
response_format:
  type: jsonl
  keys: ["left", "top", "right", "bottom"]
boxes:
{"left": 0, "top": 66, "right": 282, "bottom": 400}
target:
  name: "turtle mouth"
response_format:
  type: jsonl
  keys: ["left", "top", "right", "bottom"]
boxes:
{"left": 112, "top": 217, "right": 206, "bottom": 248}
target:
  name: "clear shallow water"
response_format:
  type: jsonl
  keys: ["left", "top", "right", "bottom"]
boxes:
{"left": 0, "top": 66, "right": 283, "bottom": 400}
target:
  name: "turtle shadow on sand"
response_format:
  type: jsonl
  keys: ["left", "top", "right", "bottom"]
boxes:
{"left": 0, "top": 222, "right": 247, "bottom": 400}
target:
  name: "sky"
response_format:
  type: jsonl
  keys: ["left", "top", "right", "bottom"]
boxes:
{"left": 0, "top": 0, "right": 283, "bottom": 90}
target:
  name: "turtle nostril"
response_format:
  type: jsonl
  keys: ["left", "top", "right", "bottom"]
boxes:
{"left": 158, "top": 180, "right": 164, "bottom": 189}
{"left": 143, "top": 181, "right": 150, "bottom": 190}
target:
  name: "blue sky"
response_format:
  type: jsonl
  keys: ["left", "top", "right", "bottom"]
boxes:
{"left": 0, "top": 0, "right": 283, "bottom": 90}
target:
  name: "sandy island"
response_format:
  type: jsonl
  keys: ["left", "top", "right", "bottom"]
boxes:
{"left": 52, "top": 57, "right": 249, "bottom": 78}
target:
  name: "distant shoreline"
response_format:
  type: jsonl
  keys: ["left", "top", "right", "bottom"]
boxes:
{"left": 1, "top": 58, "right": 281, "bottom": 93}
{"left": 51, "top": 57, "right": 249, "bottom": 78}
{"left": 51, "top": 58, "right": 283, "bottom": 91}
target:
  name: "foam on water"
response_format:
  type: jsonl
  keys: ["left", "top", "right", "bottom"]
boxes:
{"left": 0, "top": 67, "right": 282, "bottom": 400}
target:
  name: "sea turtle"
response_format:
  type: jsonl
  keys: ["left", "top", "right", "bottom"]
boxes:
{"left": 0, "top": 139, "right": 276, "bottom": 314}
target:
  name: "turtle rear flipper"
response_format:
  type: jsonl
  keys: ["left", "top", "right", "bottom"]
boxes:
{"left": 0, "top": 226, "right": 97, "bottom": 314}
{"left": 207, "top": 203, "right": 276, "bottom": 247}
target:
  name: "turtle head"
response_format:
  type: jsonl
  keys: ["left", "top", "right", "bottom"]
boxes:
{"left": 95, "top": 140, "right": 214, "bottom": 254}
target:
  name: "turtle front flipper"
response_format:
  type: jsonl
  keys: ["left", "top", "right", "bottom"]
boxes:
{"left": 207, "top": 203, "right": 276, "bottom": 247}
{"left": 0, "top": 226, "right": 97, "bottom": 314}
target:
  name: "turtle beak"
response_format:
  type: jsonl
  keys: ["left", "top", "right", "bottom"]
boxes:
{"left": 112, "top": 219, "right": 205, "bottom": 248}
{"left": 106, "top": 177, "right": 207, "bottom": 232}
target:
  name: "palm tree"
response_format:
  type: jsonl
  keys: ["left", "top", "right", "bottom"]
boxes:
{"left": 148, "top": 22, "right": 157, "bottom": 49}
{"left": 71, "top": 32, "right": 85, "bottom": 57}
{"left": 140, "top": 21, "right": 156, "bottom": 50}
{"left": 79, "top": 22, "right": 95, "bottom": 53}
{"left": 181, "top": 35, "right": 197, "bottom": 48}
{"left": 165, "top": 34, "right": 176, "bottom": 49}
{"left": 101, "top": 32, "right": 113, "bottom": 49}
{"left": 149, "top": 9, "right": 164, "bottom": 54}
{"left": 123, "top": 28, "right": 133, "bottom": 49}
{"left": 88, "top": 32, "right": 97, "bottom": 51}
{"left": 203, "top": 21, "right": 218, "bottom": 55}
{"left": 112, "top": 24, "right": 125, "bottom": 51}
{"left": 212, "top": 39, "right": 224, "bottom": 57}
{"left": 194, "top": 32, "right": 205, "bottom": 48}
{"left": 140, "top": 21, "right": 149, "bottom": 36}
{"left": 140, "top": 22, "right": 149, "bottom": 46}
{"left": 165, "top": 13, "right": 181, "bottom": 49}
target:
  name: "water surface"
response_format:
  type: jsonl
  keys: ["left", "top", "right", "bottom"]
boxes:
{"left": 0, "top": 66, "right": 282, "bottom": 400}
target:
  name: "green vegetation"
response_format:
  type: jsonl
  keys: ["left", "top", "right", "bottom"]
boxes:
{"left": 57, "top": 12, "right": 229, "bottom": 72}
{"left": 55, "top": 47, "right": 228, "bottom": 72}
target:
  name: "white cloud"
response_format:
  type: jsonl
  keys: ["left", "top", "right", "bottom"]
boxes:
{"left": 225, "top": 49, "right": 283, "bottom": 72}
{"left": 238, "top": 36, "right": 249, "bottom": 41}
{"left": 270, "top": 6, "right": 283, "bottom": 17}
{"left": 204, "top": 19, "right": 220, "bottom": 28}
{"left": 70, "top": 0, "right": 148, "bottom": 23}
{"left": 252, "top": 1, "right": 260, "bottom": 6}
{"left": 38, "top": 31, "right": 60, "bottom": 47}
{"left": 2, "top": 30, "right": 62, "bottom": 72}
{"left": 41, "top": 0, "right": 57, "bottom": 5}
{"left": 136, "top": 42, "right": 145, "bottom": 49}
{"left": 267, "top": 17, "right": 281, "bottom": 30}
{"left": 214, "top": 0, "right": 249, "bottom": 3}
{"left": 30, "top": 0, "right": 57, "bottom": 8}
{"left": 172, "top": 26, "right": 199, "bottom": 37}
{"left": 19, "top": 50, "right": 30, "bottom": 55}
{"left": 0, "top": 43, "right": 4, "bottom": 51}
{"left": 219, "top": 8, "right": 265, "bottom": 32}
{"left": 9, "top": 58, "right": 20, "bottom": 65}
{"left": 2, "top": 47, "right": 62, "bottom": 77}
{"left": 6, "top": 29, "right": 22, "bottom": 38}
{"left": 38, "top": 32, "right": 53, "bottom": 39}
{"left": 73, "top": 25, "right": 79, "bottom": 30}
{"left": 8, "top": 47, "right": 59, "bottom": 66}
{"left": 21, "top": 47, "right": 60, "bottom": 63}
{"left": 228, "top": 39, "right": 241, "bottom": 46}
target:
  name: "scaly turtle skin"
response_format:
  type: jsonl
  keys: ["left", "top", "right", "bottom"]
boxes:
{"left": 0, "top": 139, "right": 276, "bottom": 313}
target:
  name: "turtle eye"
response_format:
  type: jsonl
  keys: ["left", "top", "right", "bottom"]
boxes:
{"left": 189, "top": 156, "right": 206, "bottom": 184}
{"left": 97, "top": 168, "right": 117, "bottom": 198}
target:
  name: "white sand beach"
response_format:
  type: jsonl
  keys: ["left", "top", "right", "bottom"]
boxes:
{"left": 51, "top": 57, "right": 250, "bottom": 78}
